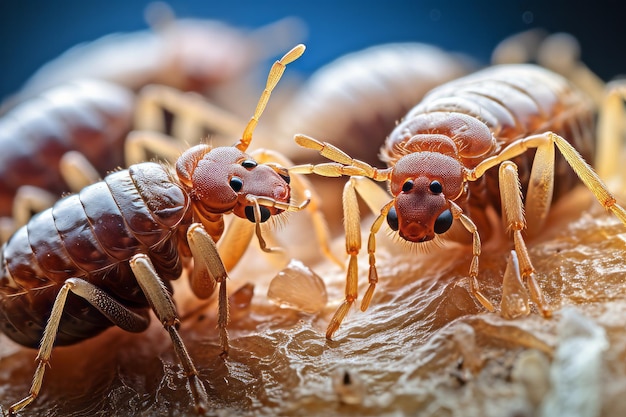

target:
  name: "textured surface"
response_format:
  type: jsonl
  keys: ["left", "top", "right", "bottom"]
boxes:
{"left": 2, "top": 184, "right": 626, "bottom": 416}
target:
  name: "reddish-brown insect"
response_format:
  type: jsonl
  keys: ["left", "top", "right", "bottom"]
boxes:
{"left": 0, "top": 79, "right": 135, "bottom": 242}
{"left": 0, "top": 45, "right": 314, "bottom": 416}
{"left": 0, "top": 7, "right": 303, "bottom": 243}
{"left": 291, "top": 63, "right": 626, "bottom": 339}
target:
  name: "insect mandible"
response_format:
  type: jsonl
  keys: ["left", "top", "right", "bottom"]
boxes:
{"left": 0, "top": 44, "right": 311, "bottom": 416}
{"left": 291, "top": 63, "right": 626, "bottom": 339}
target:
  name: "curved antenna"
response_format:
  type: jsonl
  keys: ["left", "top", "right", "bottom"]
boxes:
{"left": 235, "top": 44, "right": 306, "bottom": 151}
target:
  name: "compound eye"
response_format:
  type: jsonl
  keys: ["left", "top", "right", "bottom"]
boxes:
{"left": 241, "top": 159, "right": 257, "bottom": 169}
{"left": 229, "top": 176, "right": 243, "bottom": 192}
{"left": 402, "top": 180, "right": 414, "bottom": 193}
{"left": 245, "top": 205, "right": 271, "bottom": 223}
{"left": 434, "top": 209, "right": 453, "bottom": 234}
{"left": 429, "top": 180, "right": 443, "bottom": 194}
{"left": 386, "top": 206, "right": 399, "bottom": 231}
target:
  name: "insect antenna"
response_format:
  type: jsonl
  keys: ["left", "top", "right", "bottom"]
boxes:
{"left": 235, "top": 44, "right": 306, "bottom": 151}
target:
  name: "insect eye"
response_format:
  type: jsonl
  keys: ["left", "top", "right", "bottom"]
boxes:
{"left": 402, "top": 180, "right": 414, "bottom": 193}
{"left": 245, "top": 205, "right": 271, "bottom": 223}
{"left": 434, "top": 209, "right": 453, "bottom": 234}
{"left": 386, "top": 206, "right": 399, "bottom": 231}
{"left": 229, "top": 176, "right": 243, "bottom": 192}
{"left": 241, "top": 159, "right": 257, "bottom": 169}
{"left": 429, "top": 180, "right": 443, "bottom": 194}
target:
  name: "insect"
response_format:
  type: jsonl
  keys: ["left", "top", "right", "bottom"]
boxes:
{"left": 0, "top": 9, "right": 299, "bottom": 243}
{"left": 0, "top": 44, "right": 311, "bottom": 416}
{"left": 276, "top": 42, "right": 471, "bottom": 167}
{"left": 291, "top": 63, "right": 626, "bottom": 339}
{"left": 0, "top": 79, "right": 136, "bottom": 243}
{"left": 3, "top": 2, "right": 302, "bottom": 108}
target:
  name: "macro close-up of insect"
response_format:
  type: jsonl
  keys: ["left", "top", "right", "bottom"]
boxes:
{"left": 0, "top": 44, "right": 317, "bottom": 416}
{"left": 4, "top": 2, "right": 626, "bottom": 417}
{"left": 291, "top": 61, "right": 626, "bottom": 338}
{"left": 0, "top": 6, "right": 305, "bottom": 244}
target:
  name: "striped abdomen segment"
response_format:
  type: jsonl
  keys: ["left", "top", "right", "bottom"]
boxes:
{"left": 0, "top": 80, "right": 134, "bottom": 216}
{"left": 0, "top": 162, "right": 189, "bottom": 347}
{"left": 381, "top": 64, "right": 595, "bottom": 232}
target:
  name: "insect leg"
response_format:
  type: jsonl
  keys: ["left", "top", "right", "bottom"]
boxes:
{"left": 523, "top": 135, "right": 555, "bottom": 238}
{"left": 1, "top": 151, "right": 102, "bottom": 244}
{"left": 186, "top": 224, "right": 230, "bottom": 355}
{"left": 124, "top": 130, "right": 188, "bottom": 166}
{"left": 6, "top": 277, "right": 151, "bottom": 415}
{"left": 237, "top": 44, "right": 306, "bottom": 151}
{"left": 499, "top": 161, "right": 550, "bottom": 317}
{"left": 6, "top": 282, "right": 72, "bottom": 415}
{"left": 11, "top": 186, "right": 57, "bottom": 225}
{"left": 536, "top": 33, "right": 605, "bottom": 106}
{"left": 468, "top": 132, "right": 626, "bottom": 225}
{"left": 500, "top": 250, "right": 531, "bottom": 319}
{"left": 217, "top": 215, "right": 255, "bottom": 272}
{"left": 293, "top": 134, "right": 392, "bottom": 181}
{"left": 134, "top": 84, "right": 244, "bottom": 147}
{"left": 449, "top": 201, "right": 495, "bottom": 313}
{"left": 59, "top": 150, "right": 102, "bottom": 192}
{"left": 326, "top": 177, "right": 362, "bottom": 339}
{"left": 360, "top": 199, "right": 394, "bottom": 311}
{"left": 130, "top": 254, "right": 210, "bottom": 413}
{"left": 327, "top": 176, "right": 393, "bottom": 339}
{"left": 252, "top": 148, "right": 344, "bottom": 267}
{"left": 596, "top": 82, "right": 626, "bottom": 182}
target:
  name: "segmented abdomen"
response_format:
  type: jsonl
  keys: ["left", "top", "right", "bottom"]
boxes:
{"left": 0, "top": 162, "right": 190, "bottom": 347}
{"left": 382, "top": 64, "right": 595, "bottom": 231}
{"left": 0, "top": 79, "right": 134, "bottom": 217}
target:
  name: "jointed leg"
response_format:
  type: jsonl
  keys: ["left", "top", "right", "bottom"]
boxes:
{"left": 252, "top": 148, "right": 343, "bottom": 267}
{"left": 500, "top": 250, "right": 530, "bottom": 319}
{"left": 326, "top": 178, "right": 361, "bottom": 339}
{"left": 498, "top": 162, "right": 550, "bottom": 317}
{"left": 360, "top": 199, "right": 394, "bottom": 311}
{"left": 217, "top": 215, "right": 255, "bottom": 272}
{"left": 523, "top": 134, "right": 555, "bottom": 237}
{"left": 326, "top": 176, "right": 394, "bottom": 339}
{"left": 468, "top": 131, "right": 626, "bottom": 225}
{"left": 7, "top": 278, "right": 151, "bottom": 416}
{"left": 292, "top": 134, "right": 392, "bottom": 181}
{"left": 12, "top": 188, "right": 55, "bottom": 227}
{"left": 130, "top": 254, "right": 209, "bottom": 413}
{"left": 449, "top": 202, "right": 495, "bottom": 312}
{"left": 185, "top": 224, "right": 230, "bottom": 355}
{"left": 59, "top": 151, "right": 101, "bottom": 192}
{"left": 124, "top": 130, "right": 188, "bottom": 166}
{"left": 237, "top": 45, "right": 306, "bottom": 151}
{"left": 134, "top": 84, "right": 245, "bottom": 146}
{"left": 596, "top": 82, "right": 626, "bottom": 182}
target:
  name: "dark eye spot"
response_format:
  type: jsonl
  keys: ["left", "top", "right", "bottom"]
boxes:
{"left": 429, "top": 180, "right": 443, "bottom": 194}
{"left": 434, "top": 209, "right": 453, "bottom": 234}
{"left": 280, "top": 173, "right": 291, "bottom": 184}
{"left": 229, "top": 177, "right": 243, "bottom": 192}
{"left": 242, "top": 159, "right": 257, "bottom": 169}
{"left": 245, "top": 205, "right": 271, "bottom": 223}
{"left": 386, "top": 206, "right": 398, "bottom": 231}
{"left": 402, "top": 180, "right": 414, "bottom": 193}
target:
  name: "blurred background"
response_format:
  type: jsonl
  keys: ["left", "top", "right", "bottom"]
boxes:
{"left": 1, "top": 0, "right": 624, "bottom": 100}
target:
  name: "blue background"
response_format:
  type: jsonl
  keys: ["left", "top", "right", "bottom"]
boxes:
{"left": 1, "top": 0, "right": 624, "bottom": 100}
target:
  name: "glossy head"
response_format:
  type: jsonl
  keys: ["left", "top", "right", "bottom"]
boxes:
{"left": 176, "top": 145, "right": 291, "bottom": 223}
{"left": 386, "top": 152, "right": 464, "bottom": 242}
